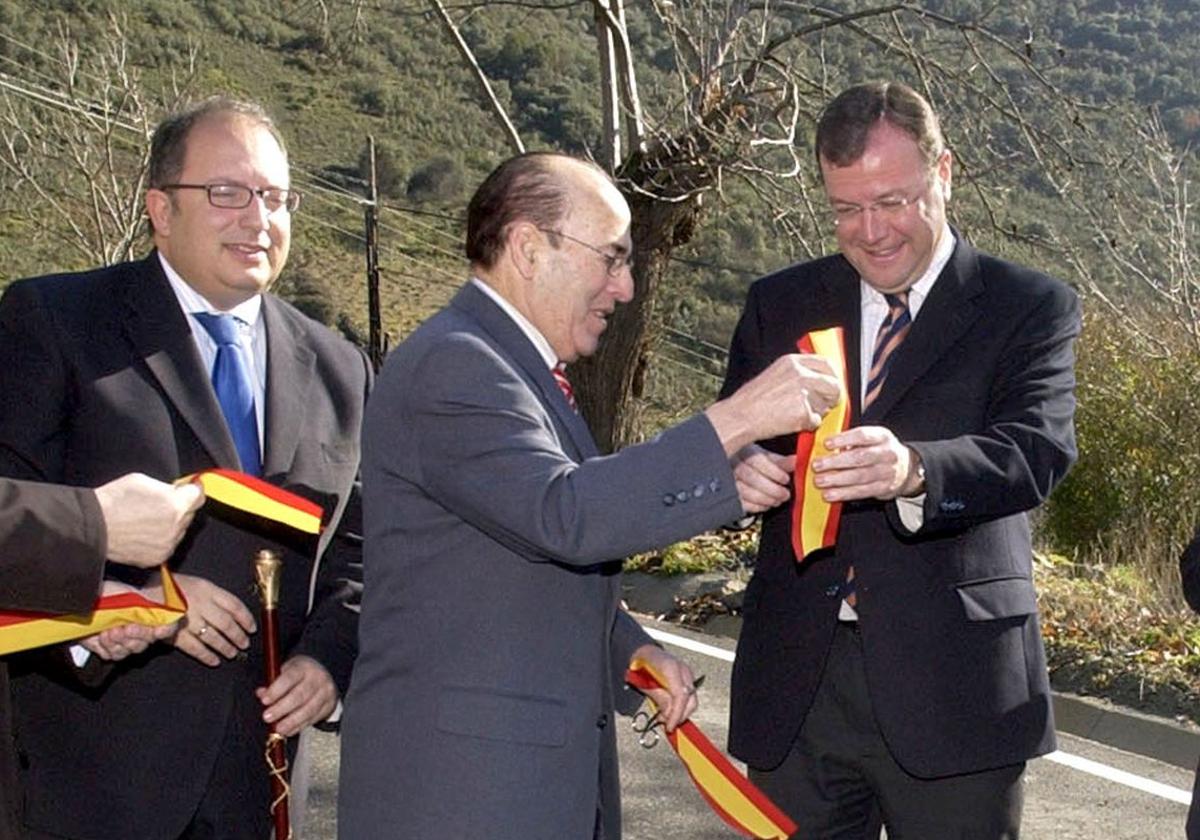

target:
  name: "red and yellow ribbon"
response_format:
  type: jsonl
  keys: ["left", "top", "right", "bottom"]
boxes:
{"left": 0, "top": 469, "right": 325, "bottom": 655}
{"left": 626, "top": 659, "right": 798, "bottom": 840}
{"left": 791, "top": 327, "right": 851, "bottom": 563}
{"left": 182, "top": 468, "right": 324, "bottom": 535}
{"left": 0, "top": 565, "right": 186, "bottom": 656}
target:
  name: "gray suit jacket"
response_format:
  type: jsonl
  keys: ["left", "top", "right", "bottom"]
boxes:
{"left": 338, "top": 282, "right": 743, "bottom": 839}
{"left": 0, "top": 255, "right": 369, "bottom": 840}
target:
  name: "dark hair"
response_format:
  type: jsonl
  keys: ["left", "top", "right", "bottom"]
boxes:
{"left": 465, "top": 152, "right": 608, "bottom": 268}
{"left": 815, "top": 82, "right": 945, "bottom": 171}
{"left": 147, "top": 96, "right": 287, "bottom": 190}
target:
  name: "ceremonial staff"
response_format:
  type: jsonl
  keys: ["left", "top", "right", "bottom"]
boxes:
{"left": 254, "top": 549, "right": 292, "bottom": 840}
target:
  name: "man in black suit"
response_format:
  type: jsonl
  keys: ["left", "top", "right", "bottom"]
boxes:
{"left": 1180, "top": 530, "right": 1200, "bottom": 839}
{"left": 722, "top": 82, "right": 1080, "bottom": 837}
{"left": 1, "top": 473, "right": 202, "bottom": 840}
{"left": 0, "top": 97, "right": 369, "bottom": 840}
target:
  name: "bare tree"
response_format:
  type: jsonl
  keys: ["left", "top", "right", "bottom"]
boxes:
{"left": 0, "top": 14, "right": 197, "bottom": 269}
{"left": 425, "top": 2, "right": 1136, "bottom": 451}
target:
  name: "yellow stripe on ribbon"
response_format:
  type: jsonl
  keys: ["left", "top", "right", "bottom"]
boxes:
{"left": 0, "top": 469, "right": 326, "bottom": 655}
{"left": 791, "top": 327, "right": 851, "bottom": 563}
{"left": 0, "top": 565, "right": 186, "bottom": 656}
{"left": 626, "top": 660, "right": 798, "bottom": 840}
{"left": 181, "top": 469, "right": 324, "bottom": 535}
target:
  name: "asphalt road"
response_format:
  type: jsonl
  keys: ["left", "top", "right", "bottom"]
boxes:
{"left": 299, "top": 618, "right": 1195, "bottom": 838}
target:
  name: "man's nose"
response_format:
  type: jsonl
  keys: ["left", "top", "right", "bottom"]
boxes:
{"left": 611, "top": 264, "right": 635, "bottom": 304}
{"left": 238, "top": 193, "right": 272, "bottom": 227}
{"left": 859, "top": 206, "right": 885, "bottom": 241}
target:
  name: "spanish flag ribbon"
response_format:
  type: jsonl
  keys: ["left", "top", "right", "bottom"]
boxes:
{"left": 791, "top": 326, "right": 851, "bottom": 563}
{"left": 626, "top": 659, "right": 798, "bottom": 840}
{"left": 0, "top": 469, "right": 325, "bottom": 655}
{"left": 182, "top": 469, "right": 324, "bottom": 535}
{"left": 0, "top": 565, "right": 186, "bottom": 656}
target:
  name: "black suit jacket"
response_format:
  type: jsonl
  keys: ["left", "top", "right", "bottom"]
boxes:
{"left": 0, "top": 480, "right": 107, "bottom": 840}
{"left": 722, "top": 236, "right": 1080, "bottom": 779}
{"left": 0, "top": 255, "right": 370, "bottom": 840}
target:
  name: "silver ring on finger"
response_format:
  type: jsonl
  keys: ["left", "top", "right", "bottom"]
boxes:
{"left": 197, "top": 624, "right": 210, "bottom": 637}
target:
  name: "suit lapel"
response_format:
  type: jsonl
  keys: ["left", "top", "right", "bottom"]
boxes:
{"left": 123, "top": 254, "right": 241, "bottom": 469}
{"left": 261, "top": 297, "right": 316, "bottom": 478}
{"left": 861, "top": 237, "right": 985, "bottom": 421}
{"left": 451, "top": 283, "right": 599, "bottom": 461}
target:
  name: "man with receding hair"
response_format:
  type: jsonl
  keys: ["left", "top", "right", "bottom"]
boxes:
{"left": 722, "top": 81, "right": 1079, "bottom": 838}
{"left": 0, "top": 97, "right": 369, "bottom": 840}
{"left": 339, "top": 151, "right": 843, "bottom": 839}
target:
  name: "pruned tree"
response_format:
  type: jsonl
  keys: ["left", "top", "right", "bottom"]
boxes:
{"left": 0, "top": 13, "right": 197, "bottom": 269}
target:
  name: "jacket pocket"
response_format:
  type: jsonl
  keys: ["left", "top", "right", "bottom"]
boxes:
{"left": 955, "top": 576, "right": 1037, "bottom": 621}
{"left": 436, "top": 684, "right": 567, "bottom": 747}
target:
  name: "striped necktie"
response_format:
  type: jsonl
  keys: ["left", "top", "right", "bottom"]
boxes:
{"left": 845, "top": 291, "right": 912, "bottom": 608}
{"left": 552, "top": 363, "right": 577, "bottom": 412}
{"left": 863, "top": 292, "right": 911, "bottom": 411}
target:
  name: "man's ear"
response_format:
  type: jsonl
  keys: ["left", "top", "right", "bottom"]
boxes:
{"left": 145, "top": 189, "right": 173, "bottom": 237}
{"left": 937, "top": 148, "right": 953, "bottom": 203}
{"left": 506, "top": 221, "right": 541, "bottom": 280}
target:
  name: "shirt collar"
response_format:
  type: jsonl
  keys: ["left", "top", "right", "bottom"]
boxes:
{"left": 158, "top": 251, "right": 263, "bottom": 327}
{"left": 470, "top": 276, "right": 558, "bottom": 370}
{"left": 859, "top": 222, "right": 955, "bottom": 316}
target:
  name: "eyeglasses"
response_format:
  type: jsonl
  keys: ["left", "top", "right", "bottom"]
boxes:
{"left": 538, "top": 228, "right": 634, "bottom": 276}
{"left": 161, "top": 183, "right": 301, "bottom": 214}
{"left": 829, "top": 192, "right": 924, "bottom": 227}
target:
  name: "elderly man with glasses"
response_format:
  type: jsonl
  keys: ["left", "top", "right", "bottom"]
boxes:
{"left": 338, "top": 151, "right": 845, "bottom": 839}
{"left": 720, "top": 81, "right": 1080, "bottom": 838}
{"left": 0, "top": 96, "right": 370, "bottom": 840}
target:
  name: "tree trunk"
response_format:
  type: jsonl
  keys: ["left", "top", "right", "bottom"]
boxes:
{"left": 573, "top": 190, "right": 705, "bottom": 452}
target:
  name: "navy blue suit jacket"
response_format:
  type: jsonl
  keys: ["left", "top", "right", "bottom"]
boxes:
{"left": 722, "top": 236, "right": 1079, "bottom": 778}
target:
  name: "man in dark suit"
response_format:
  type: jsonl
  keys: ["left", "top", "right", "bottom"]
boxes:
{"left": 722, "top": 82, "right": 1080, "bottom": 837}
{"left": 1, "top": 473, "right": 202, "bottom": 840}
{"left": 338, "top": 152, "right": 843, "bottom": 839}
{"left": 1180, "top": 530, "right": 1200, "bottom": 839}
{"left": 0, "top": 98, "right": 370, "bottom": 840}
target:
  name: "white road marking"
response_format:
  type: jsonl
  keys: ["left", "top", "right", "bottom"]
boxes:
{"left": 644, "top": 625, "right": 1193, "bottom": 806}
{"left": 1043, "top": 750, "right": 1192, "bottom": 805}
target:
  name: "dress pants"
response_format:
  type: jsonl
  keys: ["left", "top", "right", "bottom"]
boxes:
{"left": 749, "top": 622, "right": 1025, "bottom": 840}
{"left": 1186, "top": 759, "right": 1200, "bottom": 839}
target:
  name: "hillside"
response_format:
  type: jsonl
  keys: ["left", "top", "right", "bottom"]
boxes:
{"left": 0, "top": 0, "right": 1197, "bottom": 416}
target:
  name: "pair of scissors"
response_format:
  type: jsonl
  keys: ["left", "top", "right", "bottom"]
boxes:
{"left": 630, "top": 674, "right": 705, "bottom": 749}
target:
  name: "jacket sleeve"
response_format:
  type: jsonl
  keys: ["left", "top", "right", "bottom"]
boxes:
{"left": 0, "top": 478, "right": 106, "bottom": 613}
{"left": 900, "top": 283, "right": 1081, "bottom": 535}
{"left": 402, "top": 332, "right": 743, "bottom": 565}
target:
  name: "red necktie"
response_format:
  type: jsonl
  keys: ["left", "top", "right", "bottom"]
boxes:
{"left": 846, "top": 292, "right": 912, "bottom": 607}
{"left": 552, "top": 363, "right": 577, "bottom": 412}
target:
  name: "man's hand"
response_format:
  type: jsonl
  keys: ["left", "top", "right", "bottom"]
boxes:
{"left": 812, "top": 426, "right": 923, "bottom": 502}
{"left": 94, "top": 473, "right": 204, "bottom": 568}
{"left": 165, "top": 573, "right": 256, "bottom": 667}
{"left": 706, "top": 355, "right": 843, "bottom": 456}
{"left": 78, "top": 580, "right": 178, "bottom": 662}
{"left": 256, "top": 655, "right": 338, "bottom": 737}
{"left": 629, "top": 643, "right": 699, "bottom": 733}
{"left": 732, "top": 444, "right": 796, "bottom": 513}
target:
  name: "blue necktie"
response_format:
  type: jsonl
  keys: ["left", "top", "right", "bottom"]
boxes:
{"left": 194, "top": 312, "right": 261, "bottom": 477}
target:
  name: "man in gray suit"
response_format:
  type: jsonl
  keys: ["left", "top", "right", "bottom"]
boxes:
{"left": 338, "top": 152, "right": 842, "bottom": 839}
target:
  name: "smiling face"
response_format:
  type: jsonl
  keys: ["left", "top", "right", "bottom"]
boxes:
{"left": 526, "top": 164, "right": 634, "bottom": 362}
{"left": 821, "top": 120, "right": 952, "bottom": 294}
{"left": 146, "top": 113, "right": 291, "bottom": 310}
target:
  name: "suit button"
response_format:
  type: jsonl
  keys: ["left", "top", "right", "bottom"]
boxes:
{"left": 824, "top": 585, "right": 840, "bottom": 597}
{"left": 596, "top": 714, "right": 608, "bottom": 729}
{"left": 663, "top": 494, "right": 675, "bottom": 506}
